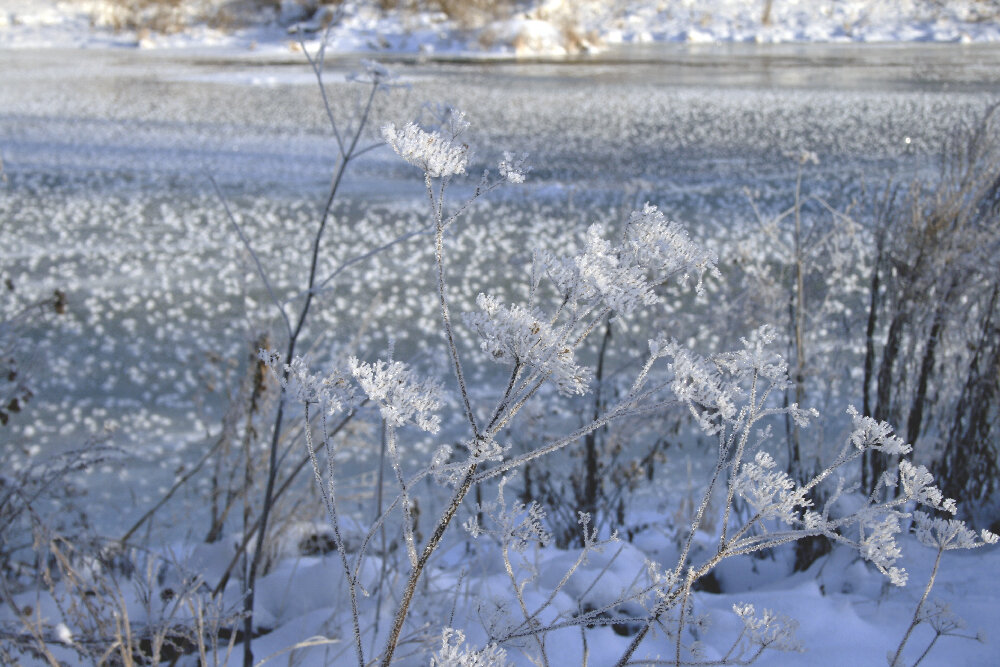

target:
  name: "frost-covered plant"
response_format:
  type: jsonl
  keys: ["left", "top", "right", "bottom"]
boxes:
{"left": 608, "top": 334, "right": 984, "bottom": 665}
{"left": 224, "top": 64, "right": 995, "bottom": 667}
{"left": 213, "top": 40, "right": 402, "bottom": 666}
{"left": 382, "top": 121, "right": 470, "bottom": 179}
{"left": 464, "top": 293, "right": 591, "bottom": 396}
{"left": 431, "top": 627, "right": 510, "bottom": 667}
{"left": 734, "top": 149, "right": 866, "bottom": 498}
{"left": 889, "top": 513, "right": 997, "bottom": 666}
{"left": 864, "top": 105, "right": 1000, "bottom": 506}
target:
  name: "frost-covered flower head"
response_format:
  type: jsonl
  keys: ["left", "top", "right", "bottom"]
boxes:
{"left": 348, "top": 357, "right": 442, "bottom": 432}
{"left": 624, "top": 203, "right": 719, "bottom": 295}
{"left": 858, "top": 514, "right": 907, "bottom": 585}
{"left": 431, "top": 628, "right": 510, "bottom": 667}
{"left": 732, "top": 603, "right": 803, "bottom": 654}
{"left": 897, "top": 460, "right": 957, "bottom": 514}
{"left": 382, "top": 121, "right": 468, "bottom": 178}
{"left": 464, "top": 293, "right": 591, "bottom": 395}
{"left": 543, "top": 205, "right": 717, "bottom": 316}
{"left": 845, "top": 405, "right": 912, "bottom": 455}
{"left": 463, "top": 476, "right": 550, "bottom": 552}
{"left": 734, "top": 451, "right": 811, "bottom": 524}
{"left": 714, "top": 325, "right": 790, "bottom": 386}
{"left": 259, "top": 349, "right": 353, "bottom": 416}
{"left": 569, "top": 223, "right": 658, "bottom": 314}
{"left": 912, "top": 511, "right": 999, "bottom": 551}
{"left": 497, "top": 151, "right": 528, "bottom": 184}
{"left": 347, "top": 58, "right": 396, "bottom": 84}
{"left": 657, "top": 340, "right": 738, "bottom": 432}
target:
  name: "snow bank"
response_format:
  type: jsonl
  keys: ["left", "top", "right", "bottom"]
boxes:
{"left": 1, "top": 1, "right": 999, "bottom": 55}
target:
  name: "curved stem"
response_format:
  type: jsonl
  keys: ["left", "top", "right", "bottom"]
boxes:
{"left": 891, "top": 546, "right": 944, "bottom": 666}
{"left": 379, "top": 466, "right": 478, "bottom": 666}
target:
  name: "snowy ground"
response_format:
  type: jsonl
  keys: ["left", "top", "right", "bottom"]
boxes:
{"left": 1, "top": 1, "right": 1000, "bottom": 55}
{"left": 3, "top": 3, "right": 1000, "bottom": 667}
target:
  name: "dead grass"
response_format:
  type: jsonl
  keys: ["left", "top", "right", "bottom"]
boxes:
{"left": 379, "top": 0, "right": 522, "bottom": 29}
{"left": 88, "top": 0, "right": 337, "bottom": 36}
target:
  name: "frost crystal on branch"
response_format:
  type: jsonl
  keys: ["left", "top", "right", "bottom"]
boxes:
{"left": 463, "top": 477, "right": 550, "bottom": 551}
{"left": 897, "top": 460, "right": 956, "bottom": 514}
{"left": 259, "top": 349, "right": 353, "bottom": 415}
{"left": 734, "top": 451, "right": 811, "bottom": 524}
{"left": 543, "top": 208, "right": 717, "bottom": 315}
{"left": 464, "top": 293, "right": 591, "bottom": 395}
{"left": 714, "top": 325, "right": 790, "bottom": 385}
{"left": 624, "top": 203, "right": 718, "bottom": 295}
{"left": 431, "top": 628, "right": 510, "bottom": 667}
{"left": 912, "top": 511, "right": 999, "bottom": 550}
{"left": 348, "top": 357, "right": 443, "bottom": 432}
{"left": 661, "top": 342, "right": 737, "bottom": 431}
{"left": 859, "top": 515, "right": 907, "bottom": 585}
{"left": 733, "top": 603, "right": 803, "bottom": 653}
{"left": 846, "top": 405, "right": 912, "bottom": 455}
{"left": 348, "top": 58, "right": 396, "bottom": 83}
{"left": 543, "top": 224, "right": 654, "bottom": 314}
{"left": 576, "top": 223, "right": 659, "bottom": 313}
{"left": 498, "top": 151, "right": 528, "bottom": 184}
{"left": 382, "top": 122, "right": 468, "bottom": 178}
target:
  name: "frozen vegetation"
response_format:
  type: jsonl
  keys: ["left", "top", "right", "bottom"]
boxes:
{"left": 2, "top": 6, "right": 1000, "bottom": 667}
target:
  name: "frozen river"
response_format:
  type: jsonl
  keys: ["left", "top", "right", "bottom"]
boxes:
{"left": 2, "top": 43, "right": 998, "bottom": 533}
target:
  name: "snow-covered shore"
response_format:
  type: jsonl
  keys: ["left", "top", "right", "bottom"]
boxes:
{"left": 2, "top": 0, "right": 1000, "bottom": 56}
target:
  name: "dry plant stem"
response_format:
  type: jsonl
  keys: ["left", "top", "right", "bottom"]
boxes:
{"left": 242, "top": 78, "right": 379, "bottom": 667}
{"left": 503, "top": 538, "right": 592, "bottom": 639}
{"left": 300, "top": 24, "right": 345, "bottom": 155}
{"left": 891, "top": 545, "right": 944, "bottom": 666}
{"left": 253, "top": 637, "right": 344, "bottom": 667}
{"left": 379, "top": 174, "right": 485, "bottom": 665}
{"left": 429, "top": 174, "right": 480, "bottom": 437}
{"left": 120, "top": 432, "right": 227, "bottom": 543}
{"left": 212, "top": 408, "right": 359, "bottom": 596}
{"left": 212, "top": 177, "right": 292, "bottom": 338}
{"left": 720, "top": 373, "right": 764, "bottom": 546}
{"left": 675, "top": 570, "right": 695, "bottom": 666}
{"left": 379, "top": 465, "right": 478, "bottom": 666}
{"left": 502, "top": 542, "right": 549, "bottom": 667}
{"left": 615, "top": 382, "right": 758, "bottom": 667}
{"left": 789, "top": 163, "right": 806, "bottom": 482}
{"left": 388, "top": 425, "right": 420, "bottom": 568}
{"left": 0, "top": 576, "right": 62, "bottom": 667}
{"left": 911, "top": 631, "right": 954, "bottom": 667}
{"left": 303, "top": 404, "right": 364, "bottom": 667}
{"left": 476, "top": 399, "right": 635, "bottom": 483}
